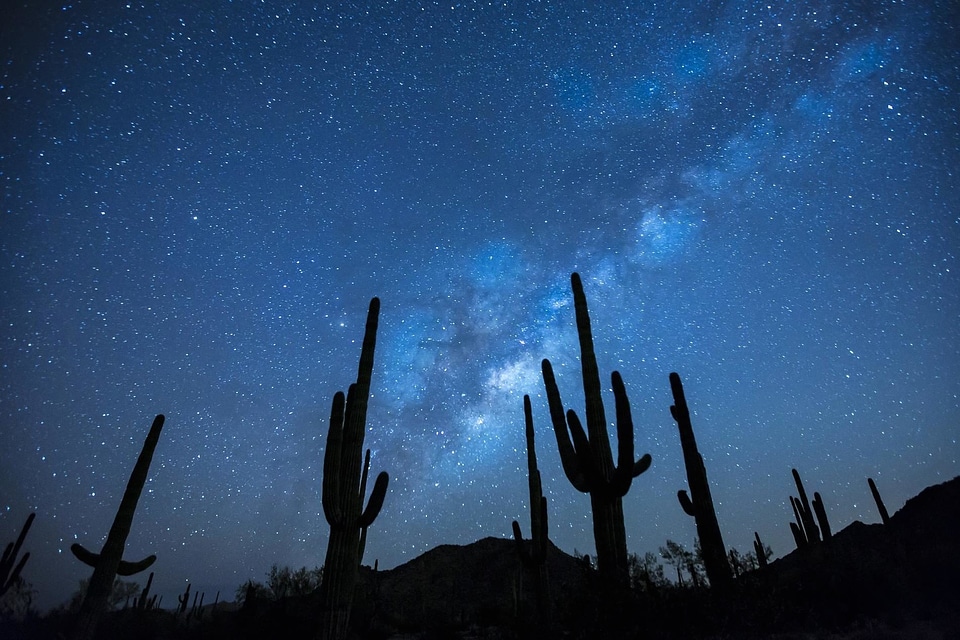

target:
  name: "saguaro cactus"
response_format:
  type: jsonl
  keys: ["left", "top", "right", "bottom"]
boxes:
{"left": 511, "top": 395, "right": 550, "bottom": 622}
{"left": 318, "top": 297, "right": 390, "bottom": 640}
{"left": 541, "top": 273, "right": 652, "bottom": 583}
{"left": 669, "top": 372, "right": 732, "bottom": 587}
{"left": 788, "top": 468, "right": 831, "bottom": 547}
{"left": 1, "top": 511, "right": 35, "bottom": 597}
{"left": 70, "top": 414, "right": 164, "bottom": 640}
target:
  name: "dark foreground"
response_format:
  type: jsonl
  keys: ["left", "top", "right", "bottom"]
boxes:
{"left": 4, "top": 476, "right": 959, "bottom": 640}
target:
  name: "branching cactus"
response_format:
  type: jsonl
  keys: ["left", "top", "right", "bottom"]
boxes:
{"left": 669, "top": 372, "right": 732, "bottom": 586}
{"left": 541, "top": 273, "right": 652, "bottom": 583}
{"left": 318, "top": 297, "right": 390, "bottom": 640}
{"left": 511, "top": 395, "right": 550, "bottom": 621}
{"left": 70, "top": 414, "right": 164, "bottom": 640}
{"left": 788, "top": 468, "right": 831, "bottom": 547}
{"left": 1, "top": 511, "right": 34, "bottom": 597}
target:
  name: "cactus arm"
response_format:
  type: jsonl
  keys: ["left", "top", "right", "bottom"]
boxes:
{"left": 633, "top": 454, "right": 653, "bottom": 477}
{"left": 117, "top": 555, "right": 157, "bottom": 576}
{"left": 71, "top": 544, "right": 156, "bottom": 575}
{"left": 611, "top": 371, "right": 635, "bottom": 490}
{"left": 542, "top": 359, "right": 590, "bottom": 492}
{"left": 511, "top": 520, "right": 525, "bottom": 550}
{"left": 564, "top": 410, "right": 600, "bottom": 490}
{"left": 358, "top": 471, "right": 389, "bottom": 527}
{"left": 0, "top": 552, "right": 29, "bottom": 597}
{"left": 70, "top": 543, "right": 99, "bottom": 567}
{"left": 612, "top": 371, "right": 651, "bottom": 490}
{"left": 812, "top": 491, "right": 831, "bottom": 539}
{"left": 339, "top": 383, "right": 364, "bottom": 521}
{"left": 322, "top": 391, "right": 346, "bottom": 526}
{"left": 678, "top": 490, "right": 695, "bottom": 516}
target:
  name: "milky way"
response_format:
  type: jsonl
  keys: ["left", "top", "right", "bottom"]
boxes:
{"left": 2, "top": 1, "right": 958, "bottom": 610}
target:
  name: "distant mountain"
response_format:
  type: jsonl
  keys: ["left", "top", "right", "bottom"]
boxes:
{"left": 352, "top": 536, "right": 589, "bottom": 636}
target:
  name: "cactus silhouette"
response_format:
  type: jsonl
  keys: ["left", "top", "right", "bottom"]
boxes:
{"left": 318, "top": 297, "right": 390, "bottom": 640}
{"left": 868, "top": 477, "right": 890, "bottom": 525}
{"left": 70, "top": 414, "right": 164, "bottom": 640}
{"left": 788, "top": 468, "right": 831, "bottom": 547}
{"left": 178, "top": 583, "right": 191, "bottom": 614}
{"left": 812, "top": 491, "right": 832, "bottom": 539}
{"left": 753, "top": 531, "right": 768, "bottom": 568}
{"left": 134, "top": 571, "right": 154, "bottom": 610}
{"left": 541, "top": 273, "right": 652, "bottom": 583}
{"left": 511, "top": 394, "right": 550, "bottom": 623}
{"left": 669, "top": 372, "right": 732, "bottom": 586}
{"left": 1, "top": 511, "right": 34, "bottom": 597}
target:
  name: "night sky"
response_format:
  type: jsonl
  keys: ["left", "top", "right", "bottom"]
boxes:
{"left": 2, "top": 0, "right": 958, "bottom": 612}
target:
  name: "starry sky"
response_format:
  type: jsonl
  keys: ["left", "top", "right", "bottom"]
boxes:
{"left": 2, "top": 0, "right": 958, "bottom": 612}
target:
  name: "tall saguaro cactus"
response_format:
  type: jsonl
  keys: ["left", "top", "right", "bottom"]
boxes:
{"left": 70, "top": 414, "right": 164, "bottom": 640}
{"left": 541, "top": 273, "right": 652, "bottom": 583}
{"left": 511, "top": 395, "right": 550, "bottom": 622}
{"left": 318, "top": 297, "right": 390, "bottom": 640}
{"left": 669, "top": 372, "right": 732, "bottom": 587}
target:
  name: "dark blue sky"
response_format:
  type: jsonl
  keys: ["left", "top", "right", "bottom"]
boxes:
{"left": 2, "top": 0, "right": 958, "bottom": 610}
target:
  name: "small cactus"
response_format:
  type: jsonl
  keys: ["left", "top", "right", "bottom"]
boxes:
{"left": 510, "top": 395, "right": 550, "bottom": 623}
{"left": 134, "top": 571, "right": 154, "bottom": 610}
{"left": 868, "top": 477, "right": 890, "bottom": 525}
{"left": 178, "top": 583, "right": 191, "bottom": 614}
{"left": 753, "top": 532, "right": 768, "bottom": 569}
{"left": 1, "top": 512, "right": 34, "bottom": 597}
